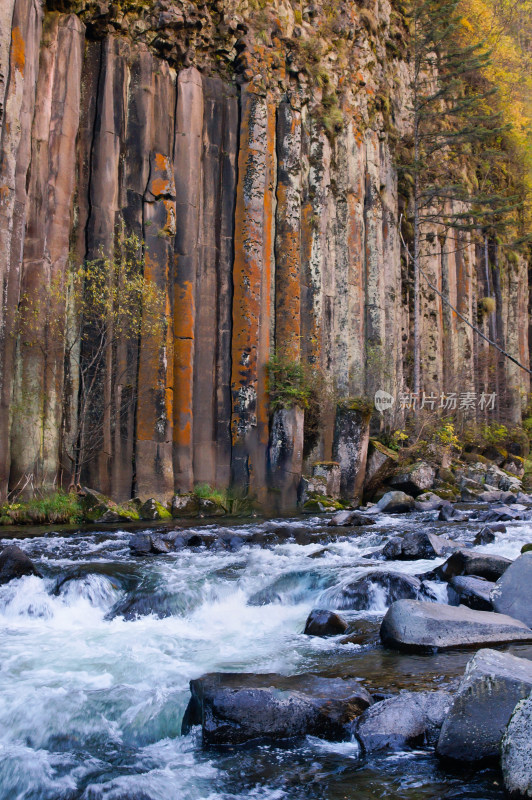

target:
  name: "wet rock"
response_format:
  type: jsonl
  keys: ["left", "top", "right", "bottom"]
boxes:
{"left": 382, "top": 531, "right": 461, "bottom": 561}
{"left": 181, "top": 672, "right": 373, "bottom": 745}
{"left": 414, "top": 492, "right": 447, "bottom": 511}
{"left": 79, "top": 486, "right": 114, "bottom": 519}
{"left": 477, "top": 505, "right": 526, "bottom": 523}
{"left": 109, "top": 591, "right": 182, "bottom": 620}
{"left": 129, "top": 532, "right": 172, "bottom": 555}
{"left": 329, "top": 571, "right": 422, "bottom": 611}
{"left": 380, "top": 599, "right": 532, "bottom": 652}
{"left": 354, "top": 690, "right": 451, "bottom": 752}
{"left": 170, "top": 493, "right": 200, "bottom": 517}
{"left": 376, "top": 491, "right": 415, "bottom": 514}
{"left": 490, "top": 552, "right": 532, "bottom": 627}
{"left": 449, "top": 576, "right": 494, "bottom": 611}
{"left": 501, "top": 694, "right": 532, "bottom": 798}
{"left": 473, "top": 525, "right": 504, "bottom": 545}
{"left": 436, "top": 549, "right": 512, "bottom": 582}
{"left": 521, "top": 543, "right": 532, "bottom": 554}
{"left": 339, "top": 618, "right": 381, "bottom": 647}
{"left": 304, "top": 609, "right": 348, "bottom": 637}
{"left": 138, "top": 498, "right": 172, "bottom": 521}
{"left": 389, "top": 461, "right": 436, "bottom": 497}
{"left": 248, "top": 571, "right": 328, "bottom": 606}
{"left": 328, "top": 510, "right": 376, "bottom": 527}
{"left": 437, "top": 649, "right": 532, "bottom": 762}
{"left": 438, "top": 504, "right": 466, "bottom": 522}
{"left": 0, "top": 545, "right": 41, "bottom": 584}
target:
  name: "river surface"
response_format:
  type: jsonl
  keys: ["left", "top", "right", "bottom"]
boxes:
{"left": 1, "top": 509, "right": 531, "bottom": 800}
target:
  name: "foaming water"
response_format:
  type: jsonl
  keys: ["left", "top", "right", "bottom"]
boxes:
{"left": 0, "top": 511, "right": 530, "bottom": 799}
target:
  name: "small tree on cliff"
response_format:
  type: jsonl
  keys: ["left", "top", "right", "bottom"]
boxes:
{"left": 401, "top": 0, "right": 519, "bottom": 394}
{"left": 16, "top": 229, "right": 166, "bottom": 488}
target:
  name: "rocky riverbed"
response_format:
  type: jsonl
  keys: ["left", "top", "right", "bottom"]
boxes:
{"left": 2, "top": 501, "right": 532, "bottom": 799}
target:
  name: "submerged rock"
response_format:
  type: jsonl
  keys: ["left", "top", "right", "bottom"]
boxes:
{"left": 502, "top": 694, "right": 532, "bottom": 798}
{"left": 380, "top": 600, "right": 532, "bottom": 652}
{"left": 438, "top": 649, "right": 532, "bottom": 762}
{"left": 304, "top": 609, "right": 348, "bottom": 637}
{"left": 473, "top": 524, "right": 504, "bottom": 545}
{"left": 181, "top": 672, "right": 372, "bottom": 745}
{"left": 329, "top": 571, "right": 422, "bottom": 610}
{"left": 490, "top": 552, "right": 532, "bottom": 627}
{"left": 0, "top": 545, "right": 41, "bottom": 584}
{"left": 355, "top": 690, "right": 451, "bottom": 752}
{"left": 381, "top": 531, "right": 461, "bottom": 561}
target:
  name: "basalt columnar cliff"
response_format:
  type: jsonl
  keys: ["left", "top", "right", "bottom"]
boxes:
{"left": 0, "top": 0, "right": 530, "bottom": 506}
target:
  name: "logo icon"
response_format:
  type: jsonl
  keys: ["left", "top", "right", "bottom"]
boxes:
{"left": 374, "top": 390, "right": 394, "bottom": 414}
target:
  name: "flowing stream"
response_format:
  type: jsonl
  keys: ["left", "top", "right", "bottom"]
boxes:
{"left": 1, "top": 510, "right": 532, "bottom": 800}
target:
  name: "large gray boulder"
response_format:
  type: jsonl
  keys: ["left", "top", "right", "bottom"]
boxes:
{"left": 0, "top": 545, "right": 41, "bottom": 585}
{"left": 376, "top": 491, "right": 415, "bottom": 513}
{"left": 328, "top": 571, "right": 422, "bottom": 611}
{"left": 437, "top": 649, "right": 532, "bottom": 762}
{"left": 355, "top": 690, "right": 451, "bottom": 752}
{"left": 436, "top": 549, "right": 512, "bottom": 582}
{"left": 380, "top": 600, "right": 532, "bottom": 652}
{"left": 181, "top": 672, "right": 372, "bottom": 745}
{"left": 382, "top": 531, "right": 461, "bottom": 561}
{"left": 328, "top": 510, "right": 376, "bottom": 527}
{"left": 491, "top": 552, "right": 532, "bottom": 628}
{"left": 501, "top": 693, "right": 532, "bottom": 798}
{"left": 389, "top": 461, "right": 436, "bottom": 497}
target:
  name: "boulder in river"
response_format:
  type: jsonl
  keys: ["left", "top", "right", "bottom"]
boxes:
{"left": 436, "top": 549, "right": 511, "bottom": 582}
{"left": 0, "top": 545, "right": 41, "bottom": 585}
{"left": 473, "top": 525, "right": 504, "bottom": 545}
{"left": 129, "top": 533, "right": 172, "bottom": 555}
{"left": 437, "top": 648, "right": 532, "bottom": 762}
{"left": 414, "top": 492, "right": 447, "bottom": 511}
{"left": 376, "top": 491, "right": 415, "bottom": 514}
{"left": 354, "top": 690, "right": 451, "bottom": 752}
{"left": 329, "top": 571, "right": 422, "bottom": 611}
{"left": 381, "top": 531, "right": 461, "bottom": 561}
{"left": 448, "top": 575, "right": 494, "bottom": 611}
{"left": 380, "top": 599, "right": 532, "bottom": 652}
{"left": 328, "top": 510, "right": 376, "bottom": 527}
{"left": 438, "top": 504, "right": 466, "bottom": 522}
{"left": 490, "top": 552, "right": 532, "bottom": 627}
{"left": 181, "top": 672, "right": 373, "bottom": 745}
{"left": 304, "top": 609, "right": 348, "bottom": 637}
{"left": 170, "top": 493, "right": 200, "bottom": 517}
{"left": 501, "top": 694, "right": 532, "bottom": 798}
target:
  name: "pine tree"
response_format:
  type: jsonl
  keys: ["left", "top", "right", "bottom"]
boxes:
{"left": 401, "top": 0, "right": 520, "bottom": 394}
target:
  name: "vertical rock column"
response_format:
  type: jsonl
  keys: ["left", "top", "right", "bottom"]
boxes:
{"left": 269, "top": 101, "right": 303, "bottom": 509}
{"left": 300, "top": 118, "right": 331, "bottom": 464}
{"left": 364, "top": 132, "right": 386, "bottom": 401}
{"left": 173, "top": 67, "right": 203, "bottom": 492}
{"left": 332, "top": 402, "right": 372, "bottom": 502}
{"left": 231, "top": 88, "right": 276, "bottom": 500}
{"left": 0, "top": 0, "right": 43, "bottom": 498}
{"left": 136, "top": 57, "right": 176, "bottom": 500}
{"left": 83, "top": 36, "right": 129, "bottom": 494}
{"left": 10, "top": 13, "right": 84, "bottom": 491}
{"left": 192, "top": 77, "right": 238, "bottom": 489}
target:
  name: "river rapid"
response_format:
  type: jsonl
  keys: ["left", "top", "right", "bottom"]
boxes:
{"left": 1, "top": 510, "right": 531, "bottom": 800}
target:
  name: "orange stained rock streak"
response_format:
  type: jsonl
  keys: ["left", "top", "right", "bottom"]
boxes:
{"left": 11, "top": 26, "right": 25, "bottom": 74}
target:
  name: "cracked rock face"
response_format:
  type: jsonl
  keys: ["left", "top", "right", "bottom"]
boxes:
{"left": 502, "top": 693, "right": 532, "bottom": 798}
